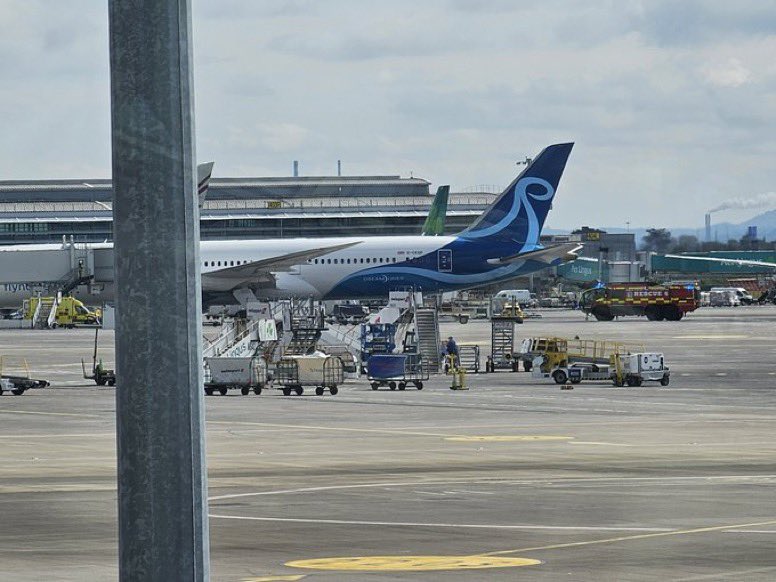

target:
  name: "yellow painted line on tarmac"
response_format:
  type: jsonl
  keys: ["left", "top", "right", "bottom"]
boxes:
{"left": 444, "top": 435, "right": 573, "bottom": 443}
{"left": 672, "top": 335, "right": 749, "bottom": 340}
{"left": 0, "top": 410, "right": 100, "bottom": 418}
{"left": 480, "top": 518, "right": 776, "bottom": 557}
{"left": 286, "top": 555, "right": 540, "bottom": 572}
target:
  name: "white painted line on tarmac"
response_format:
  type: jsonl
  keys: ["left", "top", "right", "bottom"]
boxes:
{"left": 724, "top": 529, "right": 776, "bottom": 534}
{"left": 0, "top": 433, "right": 114, "bottom": 439}
{"left": 208, "top": 474, "right": 776, "bottom": 502}
{"left": 209, "top": 514, "right": 672, "bottom": 532}
{"left": 0, "top": 410, "right": 100, "bottom": 418}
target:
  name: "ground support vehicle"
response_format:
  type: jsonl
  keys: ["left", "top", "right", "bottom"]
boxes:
{"left": 275, "top": 354, "right": 344, "bottom": 396}
{"left": 612, "top": 352, "right": 670, "bottom": 387}
{"left": 521, "top": 337, "right": 643, "bottom": 384}
{"left": 24, "top": 296, "right": 102, "bottom": 328}
{"left": 204, "top": 356, "right": 268, "bottom": 396}
{"left": 367, "top": 353, "right": 427, "bottom": 391}
{"left": 580, "top": 283, "right": 700, "bottom": 321}
{"left": 456, "top": 344, "right": 480, "bottom": 373}
{"left": 0, "top": 374, "right": 50, "bottom": 395}
{"left": 0, "top": 357, "right": 50, "bottom": 395}
{"left": 709, "top": 289, "right": 739, "bottom": 307}
{"left": 82, "top": 328, "right": 115, "bottom": 386}
{"left": 486, "top": 317, "right": 523, "bottom": 372}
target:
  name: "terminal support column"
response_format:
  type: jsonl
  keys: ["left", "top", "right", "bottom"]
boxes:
{"left": 108, "top": 1, "right": 209, "bottom": 580}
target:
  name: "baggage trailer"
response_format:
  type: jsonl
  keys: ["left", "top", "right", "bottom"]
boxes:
{"left": 456, "top": 344, "right": 480, "bottom": 373}
{"left": 275, "top": 354, "right": 344, "bottom": 396}
{"left": 204, "top": 356, "right": 268, "bottom": 396}
{"left": 0, "top": 357, "right": 50, "bottom": 395}
{"left": 367, "top": 353, "right": 428, "bottom": 391}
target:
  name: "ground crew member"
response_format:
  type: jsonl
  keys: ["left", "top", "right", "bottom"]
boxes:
{"left": 446, "top": 336, "right": 459, "bottom": 369}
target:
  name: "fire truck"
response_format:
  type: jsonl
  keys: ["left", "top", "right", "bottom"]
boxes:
{"left": 579, "top": 283, "right": 700, "bottom": 321}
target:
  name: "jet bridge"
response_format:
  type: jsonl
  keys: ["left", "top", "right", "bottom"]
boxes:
{"left": 0, "top": 239, "right": 114, "bottom": 306}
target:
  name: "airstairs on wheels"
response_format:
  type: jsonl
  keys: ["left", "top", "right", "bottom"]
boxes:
{"left": 414, "top": 308, "right": 440, "bottom": 374}
{"left": 30, "top": 296, "right": 59, "bottom": 329}
{"left": 203, "top": 317, "right": 263, "bottom": 359}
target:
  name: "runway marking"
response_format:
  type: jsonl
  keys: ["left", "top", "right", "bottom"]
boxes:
{"left": 286, "top": 555, "right": 540, "bottom": 572}
{"left": 209, "top": 421, "right": 571, "bottom": 444}
{"left": 0, "top": 410, "right": 100, "bottom": 418}
{"left": 672, "top": 335, "right": 749, "bottom": 339}
{"left": 444, "top": 435, "right": 573, "bottom": 442}
{"left": 725, "top": 529, "right": 776, "bottom": 534}
{"left": 242, "top": 576, "right": 306, "bottom": 582}
{"left": 0, "top": 433, "right": 114, "bottom": 439}
{"left": 208, "top": 474, "right": 776, "bottom": 502}
{"left": 207, "top": 420, "right": 453, "bottom": 438}
{"left": 568, "top": 441, "right": 631, "bottom": 447}
{"left": 209, "top": 514, "right": 672, "bottom": 532}
{"left": 671, "top": 565, "right": 776, "bottom": 581}
{"left": 480, "top": 518, "right": 776, "bottom": 557}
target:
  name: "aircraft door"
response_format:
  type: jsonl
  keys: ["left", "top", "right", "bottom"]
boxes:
{"left": 437, "top": 249, "right": 452, "bottom": 272}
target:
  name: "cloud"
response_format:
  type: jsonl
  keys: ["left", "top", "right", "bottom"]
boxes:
{"left": 701, "top": 58, "right": 753, "bottom": 88}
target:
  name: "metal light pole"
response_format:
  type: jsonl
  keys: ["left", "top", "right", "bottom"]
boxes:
{"left": 108, "top": 1, "right": 209, "bottom": 580}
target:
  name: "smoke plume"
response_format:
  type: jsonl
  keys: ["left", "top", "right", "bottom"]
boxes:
{"left": 708, "top": 192, "right": 776, "bottom": 213}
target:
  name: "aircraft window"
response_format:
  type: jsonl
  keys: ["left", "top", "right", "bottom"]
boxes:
{"left": 360, "top": 258, "right": 364, "bottom": 263}
{"left": 392, "top": 257, "right": 396, "bottom": 263}
{"left": 378, "top": 257, "right": 383, "bottom": 263}
{"left": 217, "top": 261, "right": 221, "bottom": 266}
{"left": 334, "top": 258, "right": 339, "bottom": 264}
{"left": 327, "top": 258, "right": 331, "bottom": 264}
{"left": 366, "top": 258, "right": 370, "bottom": 263}
{"left": 204, "top": 261, "right": 208, "bottom": 267}
{"left": 230, "top": 261, "right": 234, "bottom": 266}
{"left": 347, "top": 258, "right": 351, "bottom": 264}
{"left": 314, "top": 259, "right": 318, "bottom": 264}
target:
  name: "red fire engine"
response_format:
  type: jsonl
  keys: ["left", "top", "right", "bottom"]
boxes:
{"left": 579, "top": 283, "right": 700, "bottom": 321}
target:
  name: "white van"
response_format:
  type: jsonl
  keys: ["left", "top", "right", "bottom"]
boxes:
{"left": 495, "top": 289, "right": 534, "bottom": 307}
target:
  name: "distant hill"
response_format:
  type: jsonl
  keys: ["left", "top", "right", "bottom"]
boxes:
{"left": 546, "top": 208, "right": 776, "bottom": 245}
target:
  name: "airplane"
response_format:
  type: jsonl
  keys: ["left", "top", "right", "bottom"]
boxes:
{"left": 0, "top": 143, "right": 581, "bottom": 305}
{"left": 421, "top": 185, "right": 450, "bottom": 236}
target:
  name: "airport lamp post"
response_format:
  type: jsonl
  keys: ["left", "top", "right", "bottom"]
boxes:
{"left": 108, "top": 1, "right": 209, "bottom": 580}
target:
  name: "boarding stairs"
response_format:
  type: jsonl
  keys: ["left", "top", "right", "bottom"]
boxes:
{"left": 31, "top": 296, "right": 59, "bottom": 329}
{"left": 490, "top": 320, "right": 516, "bottom": 370}
{"left": 203, "top": 317, "right": 262, "bottom": 359}
{"left": 414, "top": 308, "right": 440, "bottom": 374}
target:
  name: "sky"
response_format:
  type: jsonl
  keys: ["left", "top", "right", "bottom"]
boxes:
{"left": 2, "top": 0, "right": 775, "bottom": 230}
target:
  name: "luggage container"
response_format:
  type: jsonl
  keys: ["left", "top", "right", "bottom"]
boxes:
{"left": 275, "top": 354, "right": 344, "bottom": 396}
{"left": 204, "top": 356, "right": 268, "bottom": 396}
{"left": 367, "top": 353, "right": 428, "bottom": 391}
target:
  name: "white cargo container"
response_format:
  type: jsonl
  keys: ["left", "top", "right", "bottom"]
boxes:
{"left": 613, "top": 352, "right": 670, "bottom": 387}
{"left": 204, "top": 356, "right": 268, "bottom": 396}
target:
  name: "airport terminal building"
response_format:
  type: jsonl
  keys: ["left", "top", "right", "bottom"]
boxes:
{"left": 0, "top": 175, "right": 495, "bottom": 244}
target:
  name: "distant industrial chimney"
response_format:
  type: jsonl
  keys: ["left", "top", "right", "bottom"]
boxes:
{"left": 705, "top": 213, "right": 711, "bottom": 242}
{"left": 293, "top": 160, "right": 299, "bottom": 177}
{"left": 337, "top": 159, "right": 341, "bottom": 177}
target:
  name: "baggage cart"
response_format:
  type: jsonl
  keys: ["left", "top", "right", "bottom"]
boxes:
{"left": 275, "top": 354, "right": 344, "bottom": 396}
{"left": 204, "top": 356, "right": 268, "bottom": 396}
{"left": 456, "top": 344, "right": 480, "bottom": 373}
{"left": 367, "top": 353, "right": 428, "bottom": 391}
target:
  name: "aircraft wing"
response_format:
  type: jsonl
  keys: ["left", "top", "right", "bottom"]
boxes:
{"left": 201, "top": 240, "right": 362, "bottom": 292}
{"left": 487, "top": 242, "right": 583, "bottom": 266}
{"left": 661, "top": 253, "right": 776, "bottom": 270}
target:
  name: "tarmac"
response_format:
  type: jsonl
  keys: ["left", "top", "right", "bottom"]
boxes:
{"left": 1, "top": 306, "right": 776, "bottom": 581}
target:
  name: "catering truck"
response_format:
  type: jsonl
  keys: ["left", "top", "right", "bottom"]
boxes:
{"left": 579, "top": 283, "right": 700, "bottom": 321}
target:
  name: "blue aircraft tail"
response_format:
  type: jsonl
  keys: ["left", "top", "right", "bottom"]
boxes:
{"left": 461, "top": 142, "right": 573, "bottom": 245}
